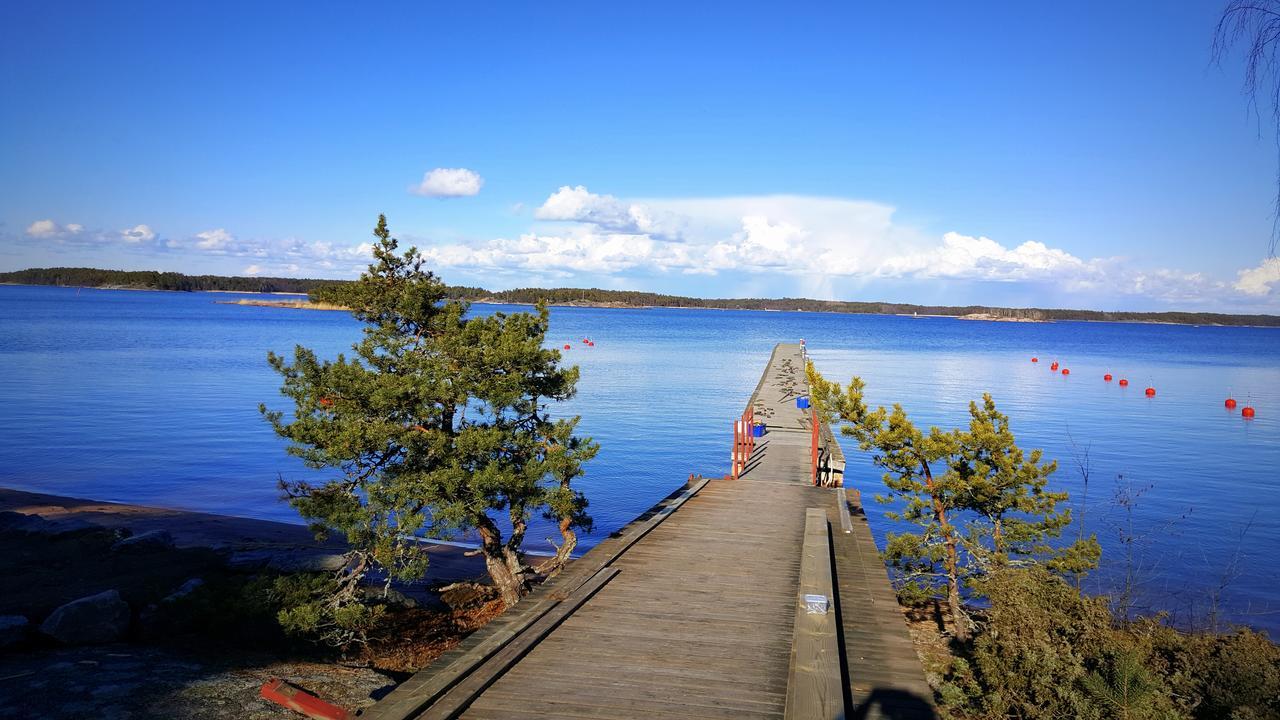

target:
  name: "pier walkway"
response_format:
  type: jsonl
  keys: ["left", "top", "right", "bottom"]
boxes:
{"left": 362, "top": 344, "right": 934, "bottom": 720}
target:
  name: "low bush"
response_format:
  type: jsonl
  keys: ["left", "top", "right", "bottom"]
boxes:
{"left": 933, "top": 567, "right": 1280, "bottom": 720}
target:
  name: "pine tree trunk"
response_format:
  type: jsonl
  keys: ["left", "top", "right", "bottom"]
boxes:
{"left": 477, "top": 520, "right": 524, "bottom": 607}
{"left": 921, "top": 459, "right": 969, "bottom": 642}
{"left": 538, "top": 517, "right": 577, "bottom": 577}
{"left": 944, "top": 535, "right": 968, "bottom": 641}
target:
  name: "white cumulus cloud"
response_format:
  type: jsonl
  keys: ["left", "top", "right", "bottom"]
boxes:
{"left": 194, "top": 228, "right": 234, "bottom": 251}
{"left": 120, "top": 224, "right": 156, "bottom": 243}
{"left": 404, "top": 185, "right": 1277, "bottom": 309}
{"left": 1234, "top": 257, "right": 1280, "bottom": 296}
{"left": 535, "top": 185, "right": 683, "bottom": 238}
{"left": 875, "top": 232, "right": 1098, "bottom": 283}
{"left": 25, "top": 219, "right": 82, "bottom": 238}
{"left": 410, "top": 167, "right": 484, "bottom": 198}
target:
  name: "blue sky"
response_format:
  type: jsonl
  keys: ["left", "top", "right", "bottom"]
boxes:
{"left": 2, "top": 1, "right": 1278, "bottom": 311}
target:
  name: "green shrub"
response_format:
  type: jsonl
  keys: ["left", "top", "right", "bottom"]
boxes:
{"left": 272, "top": 573, "right": 385, "bottom": 649}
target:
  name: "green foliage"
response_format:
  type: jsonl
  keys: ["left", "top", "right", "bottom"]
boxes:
{"left": 808, "top": 362, "right": 1274, "bottom": 720}
{"left": 934, "top": 566, "right": 1280, "bottom": 720}
{"left": 807, "top": 364, "right": 1097, "bottom": 640}
{"left": 956, "top": 394, "right": 1101, "bottom": 576}
{"left": 1081, "top": 649, "right": 1168, "bottom": 720}
{"left": 0, "top": 266, "right": 336, "bottom": 294}
{"left": 947, "top": 567, "right": 1176, "bottom": 719}
{"left": 1158, "top": 626, "right": 1280, "bottom": 720}
{"left": 272, "top": 573, "right": 385, "bottom": 648}
{"left": 262, "top": 215, "right": 597, "bottom": 611}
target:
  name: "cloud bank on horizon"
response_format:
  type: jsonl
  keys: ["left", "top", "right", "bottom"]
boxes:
{"left": 15, "top": 184, "right": 1280, "bottom": 311}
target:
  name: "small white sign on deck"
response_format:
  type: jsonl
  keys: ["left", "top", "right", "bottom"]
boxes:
{"left": 803, "top": 593, "right": 829, "bottom": 615}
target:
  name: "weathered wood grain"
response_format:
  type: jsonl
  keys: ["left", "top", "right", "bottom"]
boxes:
{"left": 361, "top": 343, "right": 937, "bottom": 720}
{"left": 784, "top": 508, "right": 845, "bottom": 719}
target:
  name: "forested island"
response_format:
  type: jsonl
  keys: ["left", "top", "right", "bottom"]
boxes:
{"left": 4, "top": 266, "right": 1279, "bottom": 327}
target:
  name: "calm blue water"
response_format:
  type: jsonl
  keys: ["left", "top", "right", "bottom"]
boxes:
{"left": 2, "top": 285, "right": 1278, "bottom": 632}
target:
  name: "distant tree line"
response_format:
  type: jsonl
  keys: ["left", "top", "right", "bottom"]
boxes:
{"left": 445, "top": 286, "right": 1280, "bottom": 327}
{"left": 0, "top": 267, "right": 332, "bottom": 294}
{"left": 5, "top": 267, "right": 1278, "bottom": 327}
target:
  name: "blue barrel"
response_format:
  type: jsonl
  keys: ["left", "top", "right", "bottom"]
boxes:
{"left": 752, "top": 423, "right": 765, "bottom": 437}
{"left": 797, "top": 396, "right": 810, "bottom": 409}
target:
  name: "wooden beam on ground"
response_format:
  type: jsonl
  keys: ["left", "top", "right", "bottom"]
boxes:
{"left": 784, "top": 508, "right": 845, "bottom": 720}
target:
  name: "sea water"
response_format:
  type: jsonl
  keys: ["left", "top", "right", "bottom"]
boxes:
{"left": 2, "top": 285, "right": 1277, "bottom": 631}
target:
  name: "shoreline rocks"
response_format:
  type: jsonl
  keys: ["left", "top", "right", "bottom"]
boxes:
{"left": 40, "top": 590, "right": 131, "bottom": 645}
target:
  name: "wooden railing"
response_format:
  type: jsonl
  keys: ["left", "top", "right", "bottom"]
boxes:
{"left": 731, "top": 406, "right": 756, "bottom": 479}
{"left": 810, "top": 408, "right": 846, "bottom": 488}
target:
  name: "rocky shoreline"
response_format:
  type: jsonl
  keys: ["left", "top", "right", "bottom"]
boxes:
{"left": 0, "top": 488, "right": 491, "bottom": 718}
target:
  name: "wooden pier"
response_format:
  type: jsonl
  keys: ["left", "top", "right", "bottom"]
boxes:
{"left": 362, "top": 343, "right": 935, "bottom": 720}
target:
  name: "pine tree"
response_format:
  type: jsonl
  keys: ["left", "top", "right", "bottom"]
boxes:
{"left": 955, "top": 394, "right": 1101, "bottom": 577}
{"left": 808, "top": 366, "right": 971, "bottom": 640}
{"left": 807, "top": 365, "right": 1098, "bottom": 642}
{"left": 262, "top": 215, "right": 596, "bottom": 614}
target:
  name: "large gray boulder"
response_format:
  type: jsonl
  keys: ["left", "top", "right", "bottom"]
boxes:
{"left": 0, "top": 615, "right": 29, "bottom": 650}
{"left": 40, "top": 590, "right": 131, "bottom": 644}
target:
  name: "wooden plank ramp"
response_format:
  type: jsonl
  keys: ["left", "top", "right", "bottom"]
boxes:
{"left": 360, "top": 343, "right": 936, "bottom": 720}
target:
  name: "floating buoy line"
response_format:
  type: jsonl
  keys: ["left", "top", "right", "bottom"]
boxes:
{"left": 1029, "top": 356, "right": 1259, "bottom": 420}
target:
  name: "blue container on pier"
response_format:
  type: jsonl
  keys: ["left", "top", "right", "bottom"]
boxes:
{"left": 796, "top": 396, "right": 810, "bottom": 409}
{"left": 752, "top": 423, "right": 765, "bottom": 437}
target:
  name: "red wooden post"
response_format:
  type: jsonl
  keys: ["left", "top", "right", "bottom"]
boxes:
{"left": 732, "top": 420, "right": 739, "bottom": 479}
{"left": 260, "top": 679, "right": 350, "bottom": 720}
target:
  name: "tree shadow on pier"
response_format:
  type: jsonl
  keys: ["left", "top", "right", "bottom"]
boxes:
{"left": 850, "top": 687, "right": 939, "bottom": 719}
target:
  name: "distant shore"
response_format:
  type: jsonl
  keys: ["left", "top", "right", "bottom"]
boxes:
{"left": 5, "top": 269, "right": 1280, "bottom": 327}
{"left": 216, "top": 298, "right": 348, "bottom": 310}
{"left": 215, "top": 296, "right": 1280, "bottom": 327}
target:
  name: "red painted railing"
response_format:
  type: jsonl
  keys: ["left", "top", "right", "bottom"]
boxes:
{"left": 731, "top": 406, "right": 756, "bottom": 479}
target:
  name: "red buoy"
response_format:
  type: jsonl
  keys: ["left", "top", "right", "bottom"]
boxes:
{"left": 1225, "top": 398, "right": 1237, "bottom": 409}
{"left": 1119, "top": 379, "right": 1129, "bottom": 386}
{"left": 563, "top": 344, "right": 571, "bottom": 350}
{"left": 1062, "top": 368, "right": 1070, "bottom": 375}
{"left": 1050, "top": 361, "right": 1059, "bottom": 371}
{"left": 1242, "top": 406, "right": 1256, "bottom": 418}
{"left": 1104, "top": 374, "right": 1112, "bottom": 382}
{"left": 1145, "top": 387, "right": 1156, "bottom": 397}
{"left": 1031, "top": 357, "right": 1038, "bottom": 363}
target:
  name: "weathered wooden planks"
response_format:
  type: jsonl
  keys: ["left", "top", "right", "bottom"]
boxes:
{"left": 363, "top": 343, "right": 937, "bottom": 720}
{"left": 784, "top": 508, "right": 846, "bottom": 720}
{"left": 361, "top": 477, "right": 708, "bottom": 720}
{"left": 419, "top": 567, "right": 620, "bottom": 719}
